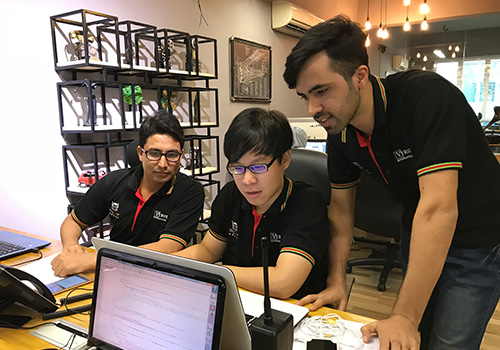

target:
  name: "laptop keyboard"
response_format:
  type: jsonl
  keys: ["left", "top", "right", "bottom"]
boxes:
{"left": 0, "top": 241, "right": 24, "bottom": 255}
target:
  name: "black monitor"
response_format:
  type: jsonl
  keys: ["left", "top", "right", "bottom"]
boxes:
{"left": 0, "top": 265, "right": 58, "bottom": 314}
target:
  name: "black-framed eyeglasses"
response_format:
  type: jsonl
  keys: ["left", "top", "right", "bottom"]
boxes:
{"left": 142, "top": 148, "right": 182, "bottom": 162}
{"left": 227, "top": 157, "right": 276, "bottom": 175}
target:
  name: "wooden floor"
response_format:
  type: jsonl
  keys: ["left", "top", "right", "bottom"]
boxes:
{"left": 345, "top": 235, "right": 500, "bottom": 350}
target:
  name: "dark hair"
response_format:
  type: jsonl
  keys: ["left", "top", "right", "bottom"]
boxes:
{"left": 224, "top": 108, "right": 293, "bottom": 163}
{"left": 139, "top": 110, "right": 184, "bottom": 148}
{"left": 283, "top": 14, "right": 369, "bottom": 88}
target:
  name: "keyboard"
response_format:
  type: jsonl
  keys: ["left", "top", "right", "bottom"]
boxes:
{"left": 0, "top": 241, "right": 24, "bottom": 256}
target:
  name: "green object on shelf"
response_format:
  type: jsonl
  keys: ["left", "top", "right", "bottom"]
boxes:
{"left": 122, "top": 85, "right": 143, "bottom": 105}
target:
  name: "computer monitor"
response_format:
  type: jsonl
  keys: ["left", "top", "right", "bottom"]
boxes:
{"left": 305, "top": 140, "right": 327, "bottom": 153}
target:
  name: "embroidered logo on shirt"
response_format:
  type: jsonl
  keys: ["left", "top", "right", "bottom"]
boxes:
{"left": 153, "top": 210, "right": 168, "bottom": 222}
{"left": 352, "top": 162, "right": 365, "bottom": 170}
{"left": 109, "top": 201, "right": 120, "bottom": 219}
{"left": 229, "top": 220, "right": 239, "bottom": 239}
{"left": 270, "top": 232, "right": 282, "bottom": 243}
{"left": 393, "top": 148, "right": 413, "bottom": 162}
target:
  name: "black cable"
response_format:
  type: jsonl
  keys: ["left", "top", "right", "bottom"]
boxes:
{"left": 9, "top": 249, "right": 43, "bottom": 267}
{"left": 197, "top": 0, "right": 209, "bottom": 27}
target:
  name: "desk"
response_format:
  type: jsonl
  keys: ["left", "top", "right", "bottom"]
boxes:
{"left": 0, "top": 226, "right": 375, "bottom": 349}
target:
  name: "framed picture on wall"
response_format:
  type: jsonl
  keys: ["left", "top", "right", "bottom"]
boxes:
{"left": 230, "top": 37, "right": 271, "bottom": 103}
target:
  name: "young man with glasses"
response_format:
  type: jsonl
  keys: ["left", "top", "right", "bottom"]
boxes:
{"left": 175, "top": 107, "right": 329, "bottom": 299}
{"left": 52, "top": 111, "right": 204, "bottom": 277}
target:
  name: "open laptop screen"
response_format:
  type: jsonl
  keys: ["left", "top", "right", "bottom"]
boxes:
{"left": 89, "top": 249, "right": 226, "bottom": 350}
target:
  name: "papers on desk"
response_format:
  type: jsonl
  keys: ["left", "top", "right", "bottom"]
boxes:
{"left": 17, "top": 255, "right": 91, "bottom": 294}
{"left": 18, "top": 255, "right": 61, "bottom": 285}
{"left": 239, "top": 289, "right": 309, "bottom": 326}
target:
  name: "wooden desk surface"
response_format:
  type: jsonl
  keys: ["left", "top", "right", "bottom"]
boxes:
{"left": 0, "top": 226, "right": 375, "bottom": 349}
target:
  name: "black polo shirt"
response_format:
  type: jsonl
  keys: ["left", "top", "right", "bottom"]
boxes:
{"left": 208, "top": 178, "right": 329, "bottom": 299}
{"left": 72, "top": 166, "right": 204, "bottom": 247}
{"left": 328, "top": 70, "right": 500, "bottom": 248}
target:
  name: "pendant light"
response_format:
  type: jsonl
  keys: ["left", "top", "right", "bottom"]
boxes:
{"left": 365, "top": 0, "right": 372, "bottom": 30}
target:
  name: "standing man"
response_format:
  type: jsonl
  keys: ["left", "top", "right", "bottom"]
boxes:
{"left": 52, "top": 111, "right": 204, "bottom": 277}
{"left": 283, "top": 15, "right": 500, "bottom": 349}
{"left": 175, "top": 108, "right": 329, "bottom": 300}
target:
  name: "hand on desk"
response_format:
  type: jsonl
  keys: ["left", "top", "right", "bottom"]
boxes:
{"left": 295, "top": 284, "right": 347, "bottom": 312}
{"left": 51, "top": 245, "right": 96, "bottom": 277}
{"left": 361, "top": 314, "right": 420, "bottom": 350}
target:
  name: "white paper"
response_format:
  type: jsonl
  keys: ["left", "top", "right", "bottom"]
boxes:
{"left": 18, "top": 254, "right": 63, "bottom": 285}
{"left": 239, "top": 289, "right": 309, "bottom": 327}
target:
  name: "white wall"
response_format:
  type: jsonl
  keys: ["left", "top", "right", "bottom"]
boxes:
{"left": 0, "top": 0, "right": 310, "bottom": 239}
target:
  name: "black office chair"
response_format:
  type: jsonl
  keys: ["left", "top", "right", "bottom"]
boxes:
{"left": 347, "top": 171, "right": 403, "bottom": 292}
{"left": 126, "top": 139, "right": 141, "bottom": 167}
{"left": 284, "top": 148, "right": 330, "bottom": 205}
{"left": 284, "top": 148, "right": 355, "bottom": 300}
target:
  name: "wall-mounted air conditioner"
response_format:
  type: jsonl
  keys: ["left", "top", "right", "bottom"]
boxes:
{"left": 272, "top": 1, "right": 324, "bottom": 37}
{"left": 392, "top": 55, "right": 409, "bottom": 71}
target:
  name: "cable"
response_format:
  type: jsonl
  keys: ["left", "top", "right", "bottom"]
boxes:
{"left": 59, "top": 292, "right": 93, "bottom": 305}
{"left": 42, "top": 304, "right": 92, "bottom": 320}
{"left": 298, "top": 313, "right": 345, "bottom": 339}
{"left": 9, "top": 249, "right": 43, "bottom": 267}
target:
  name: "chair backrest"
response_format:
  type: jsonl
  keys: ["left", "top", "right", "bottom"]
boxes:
{"left": 354, "top": 171, "right": 403, "bottom": 240}
{"left": 284, "top": 148, "right": 330, "bottom": 205}
{"left": 127, "top": 139, "right": 141, "bottom": 167}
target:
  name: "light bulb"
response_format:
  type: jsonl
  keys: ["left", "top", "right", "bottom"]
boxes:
{"left": 365, "top": 35, "right": 371, "bottom": 47}
{"left": 416, "top": 52, "right": 421, "bottom": 58}
{"left": 422, "top": 66, "right": 426, "bottom": 70}
{"left": 377, "top": 24, "right": 384, "bottom": 38}
{"left": 404, "top": 18, "right": 411, "bottom": 31}
{"left": 365, "top": 19, "right": 372, "bottom": 30}
{"left": 420, "top": 1, "right": 429, "bottom": 14}
{"left": 455, "top": 45, "right": 460, "bottom": 52}
{"left": 423, "top": 55, "right": 428, "bottom": 62}
{"left": 421, "top": 17, "right": 429, "bottom": 31}
{"left": 404, "top": 0, "right": 411, "bottom": 6}
{"left": 452, "top": 52, "right": 456, "bottom": 58}
{"left": 448, "top": 45, "right": 452, "bottom": 51}
{"left": 382, "top": 28, "right": 389, "bottom": 39}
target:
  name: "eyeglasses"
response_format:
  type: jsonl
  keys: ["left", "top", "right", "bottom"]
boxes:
{"left": 142, "top": 148, "right": 182, "bottom": 162}
{"left": 227, "top": 157, "right": 276, "bottom": 175}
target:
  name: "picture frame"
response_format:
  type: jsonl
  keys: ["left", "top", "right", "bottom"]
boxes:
{"left": 230, "top": 37, "right": 271, "bottom": 103}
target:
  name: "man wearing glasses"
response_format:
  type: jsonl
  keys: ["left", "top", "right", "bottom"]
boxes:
{"left": 52, "top": 111, "right": 204, "bottom": 277}
{"left": 175, "top": 108, "right": 329, "bottom": 299}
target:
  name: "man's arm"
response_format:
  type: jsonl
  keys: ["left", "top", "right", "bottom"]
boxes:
{"left": 52, "top": 213, "right": 96, "bottom": 277}
{"left": 226, "top": 253, "right": 313, "bottom": 299}
{"left": 60, "top": 214, "right": 86, "bottom": 251}
{"left": 140, "top": 239, "right": 184, "bottom": 253}
{"left": 174, "top": 232, "right": 227, "bottom": 263}
{"left": 361, "top": 169, "right": 458, "bottom": 349}
{"left": 296, "top": 186, "right": 356, "bottom": 311}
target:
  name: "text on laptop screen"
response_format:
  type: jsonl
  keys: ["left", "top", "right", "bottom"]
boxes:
{"left": 92, "top": 256, "right": 222, "bottom": 350}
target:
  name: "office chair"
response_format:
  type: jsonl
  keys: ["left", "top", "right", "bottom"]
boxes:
{"left": 347, "top": 171, "right": 403, "bottom": 292}
{"left": 284, "top": 148, "right": 330, "bottom": 205}
{"left": 126, "top": 139, "right": 141, "bottom": 167}
{"left": 284, "top": 148, "right": 355, "bottom": 302}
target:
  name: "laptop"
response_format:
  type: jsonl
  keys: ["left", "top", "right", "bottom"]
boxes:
{"left": 0, "top": 230, "right": 51, "bottom": 261}
{"left": 92, "top": 238, "right": 252, "bottom": 350}
{"left": 84, "top": 244, "right": 227, "bottom": 350}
